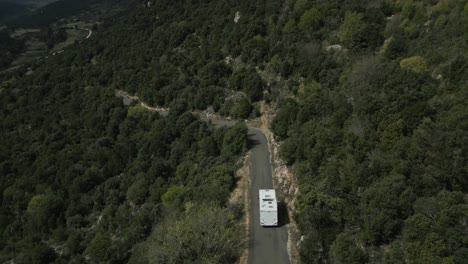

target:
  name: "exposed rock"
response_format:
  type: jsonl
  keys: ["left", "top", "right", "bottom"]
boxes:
{"left": 325, "top": 44, "right": 342, "bottom": 52}
{"left": 234, "top": 11, "right": 241, "bottom": 23}
{"left": 432, "top": 72, "right": 443, "bottom": 80}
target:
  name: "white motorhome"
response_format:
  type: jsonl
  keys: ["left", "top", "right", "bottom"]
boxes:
{"left": 259, "top": 189, "right": 278, "bottom": 226}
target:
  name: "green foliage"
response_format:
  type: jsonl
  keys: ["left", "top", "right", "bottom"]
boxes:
{"left": 338, "top": 12, "right": 367, "bottom": 50}
{"left": 0, "top": 0, "right": 465, "bottom": 263}
{"left": 84, "top": 232, "right": 110, "bottom": 262}
{"left": 329, "top": 232, "right": 368, "bottom": 264}
{"left": 432, "top": 0, "right": 454, "bottom": 14}
{"left": 230, "top": 98, "right": 254, "bottom": 119}
{"left": 22, "top": 243, "right": 57, "bottom": 264}
{"left": 0, "top": 51, "right": 246, "bottom": 261}
{"left": 360, "top": 174, "right": 414, "bottom": 244}
{"left": 297, "top": 80, "right": 321, "bottom": 97}
{"left": 243, "top": 70, "right": 264, "bottom": 102}
{"left": 271, "top": 1, "right": 466, "bottom": 259}
{"left": 380, "top": 36, "right": 406, "bottom": 60}
{"left": 161, "top": 185, "right": 187, "bottom": 208}
{"left": 400, "top": 56, "right": 428, "bottom": 73}
{"left": 222, "top": 123, "right": 248, "bottom": 159}
{"left": 27, "top": 191, "right": 63, "bottom": 231}
{"left": 298, "top": 8, "right": 322, "bottom": 32}
{"left": 128, "top": 104, "right": 147, "bottom": 116}
{"left": 283, "top": 19, "right": 297, "bottom": 34}
{"left": 403, "top": 191, "right": 468, "bottom": 263}
{"left": 133, "top": 203, "right": 242, "bottom": 264}
{"left": 271, "top": 99, "right": 298, "bottom": 140}
{"left": 126, "top": 173, "right": 149, "bottom": 205}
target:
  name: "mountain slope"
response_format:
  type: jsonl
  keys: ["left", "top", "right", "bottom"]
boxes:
{"left": 0, "top": 1, "right": 29, "bottom": 22}
{"left": 0, "top": 0, "right": 466, "bottom": 263}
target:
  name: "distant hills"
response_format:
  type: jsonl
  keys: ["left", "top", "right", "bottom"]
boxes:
{"left": 0, "top": 0, "right": 60, "bottom": 24}
{"left": 0, "top": 0, "right": 59, "bottom": 9}
{"left": 0, "top": 1, "right": 29, "bottom": 22}
{"left": 1, "top": 0, "right": 126, "bottom": 27}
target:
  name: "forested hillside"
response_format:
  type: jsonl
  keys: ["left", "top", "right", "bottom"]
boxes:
{"left": 6, "top": 0, "right": 123, "bottom": 27}
{"left": 0, "top": 30, "right": 25, "bottom": 68}
{"left": 0, "top": 1, "right": 249, "bottom": 259}
{"left": 0, "top": 55, "right": 247, "bottom": 262}
{"left": 269, "top": 0, "right": 467, "bottom": 263}
{"left": 0, "top": 0, "right": 466, "bottom": 263}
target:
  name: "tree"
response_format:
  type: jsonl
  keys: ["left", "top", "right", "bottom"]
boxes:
{"left": 136, "top": 203, "right": 242, "bottom": 264}
{"left": 297, "top": 80, "right": 321, "bottom": 97}
{"left": 243, "top": 70, "right": 263, "bottom": 102}
{"left": 380, "top": 36, "right": 406, "bottom": 60}
{"left": 338, "top": 12, "right": 367, "bottom": 51}
{"left": 27, "top": 191, "right": 63, "bottom": 231}
{"left": 161, "top": 185, "right": 187, "bottom": 208}
{"left": 221, "top": 123, "right": 247, "bottom": 158}
{"left": 85, "top": 232, "right": 110, "bottom": 262}
{"left": 230, "top": 98, "right": 253, "bottom": 119}
{"left": 329, "top": 232, "right": 368, "bottom": 264}
{"left": 360, "top": 174, "right": 414, "bottom": 244}
{"left": 298, "top": 8, "right": 322, "bottom": 33}
{"left": 126, "top": 173, "right": 149, "bottom": 205}
{"left": 23, "top": 243, "right": 57, "bottom": 264}
{"left": 271, "top": 99, "right": 298, "bottom": 140}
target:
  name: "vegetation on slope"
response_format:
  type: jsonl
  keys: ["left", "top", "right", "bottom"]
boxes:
{"left": 0, "top": 0, "right": 466, "bottom": 263}
{"left": 0, "top": 39, "right": 247, "bottom": 263}
{"left": 270, "top": 0, "right": 467, "bottom": 263}
{"left": 0, "top": 30, "right": 25, "bottom": 68}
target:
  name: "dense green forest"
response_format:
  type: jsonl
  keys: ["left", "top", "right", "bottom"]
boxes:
{"left": 0, "top": 60, "right": 247, "bottom": 262}
{"left": 269, "top": 0, "right": 467, "bottom": 263}
{"left": 0, "top": 10, "right": 248, "bottom": 260}
{"left": 0, "top": 0, "right": 467, "bottom": 263}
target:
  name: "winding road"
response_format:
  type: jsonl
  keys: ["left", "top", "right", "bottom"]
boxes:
{"left": 247, "top": 128, "right": 290, "bottom": 264}
{"left": 115, "top": 92, "right": 291, "bottom": 263}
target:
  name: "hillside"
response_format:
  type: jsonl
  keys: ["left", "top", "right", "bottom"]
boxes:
{"left": 0, "top": 2, "right": 29, "bottom": 23}
{"left": 0, "top": 0, "right": 128, "bottom": 71}
{"left": 0, "top": 0, "right": 467, "bottom": 263}
{"left": 0, "top": 0, "right": 59, "bottom": 9}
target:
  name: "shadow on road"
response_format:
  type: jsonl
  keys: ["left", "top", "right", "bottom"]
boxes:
{"left": 247, "top": 133, "right": 261, "bottom": 149}
{"left": 277, "top": 201, "right": 290, "bottom": 227}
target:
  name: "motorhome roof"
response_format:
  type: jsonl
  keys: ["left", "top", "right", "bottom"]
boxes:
{"left": 259, "top": 189, "right": 277, "bottom": 200}
{"left": 259, "top": 189, "right": 277, "bottom": 211}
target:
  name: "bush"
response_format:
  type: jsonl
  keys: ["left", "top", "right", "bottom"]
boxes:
{"left": 138, "top": 204, "right": 242, "bottom": 264}
{"left": 380, "top": 36, "right": 406, "bottom": 60}
{"left": 400, "top": 56, "right": 428, "bottom": 73}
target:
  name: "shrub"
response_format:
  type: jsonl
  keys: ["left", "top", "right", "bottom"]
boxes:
{"left": 400, "top": 56, "right": 428, "bottom": 73}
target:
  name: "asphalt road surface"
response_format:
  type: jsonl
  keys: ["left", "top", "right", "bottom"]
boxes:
{"left": 247, "top": 128, "right": 290, "bottom": 264}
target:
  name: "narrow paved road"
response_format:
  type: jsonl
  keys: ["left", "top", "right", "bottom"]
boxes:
{"left": 247, "top": 128, "right": 290, "bottom": 264}
{"left": 113, "top": 94, "right": 291, "bottom": 262}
